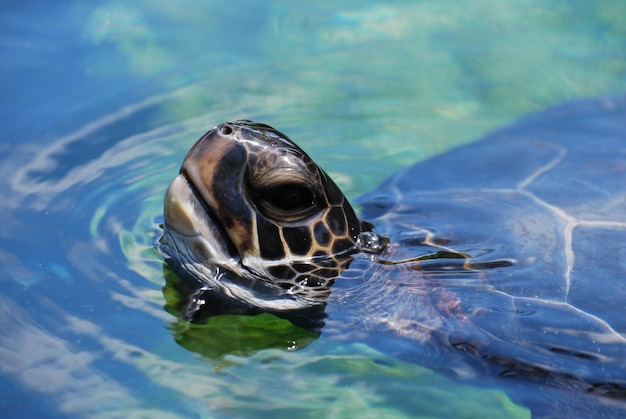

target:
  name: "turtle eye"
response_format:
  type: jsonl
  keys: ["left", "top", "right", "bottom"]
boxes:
{"left": 256, "top": 182, "right": 318, "bottom": 220}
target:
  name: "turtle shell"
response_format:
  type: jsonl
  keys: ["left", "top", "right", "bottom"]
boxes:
{"left": 331, "top": 95, "right": 626, "bottom": 399}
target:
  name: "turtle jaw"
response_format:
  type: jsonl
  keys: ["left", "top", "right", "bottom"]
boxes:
{"left": 161, "top": 173, "right": 242, "bottom": 276}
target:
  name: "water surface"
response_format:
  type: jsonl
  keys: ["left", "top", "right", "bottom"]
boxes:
{"left": 1, "top": 1, "right": 625, "bottom": 417}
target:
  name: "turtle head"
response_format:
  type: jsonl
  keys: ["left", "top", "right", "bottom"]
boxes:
{"left": 161, "top": 121, "right": 370, "bottom": 318}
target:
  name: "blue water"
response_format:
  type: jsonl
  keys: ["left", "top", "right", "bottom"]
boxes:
{"left": 1, "top": 1, "right": 625, "bottom": 417}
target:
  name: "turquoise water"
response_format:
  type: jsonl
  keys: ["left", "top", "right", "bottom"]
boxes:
{"left": 1, "top": 1, "right": 625, "bottom": 417}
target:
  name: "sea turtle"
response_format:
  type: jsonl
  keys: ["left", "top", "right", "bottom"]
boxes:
{"left": 160, "top": 96, "right": 626, "bottom": 410}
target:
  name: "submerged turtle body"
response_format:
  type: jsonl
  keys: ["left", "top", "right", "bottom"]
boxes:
{"left": 336, "top": 97, "right": 626, "bottom": 394}
{"left": 161, "top": 96, "right": 626, "bottom": 404}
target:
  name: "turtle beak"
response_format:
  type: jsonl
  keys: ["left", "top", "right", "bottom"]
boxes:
{"left": 164, "top": 175, "right": 203, "bottom": 237}
{"left": 162, "top": 174, "right": 241, "bottom": 273}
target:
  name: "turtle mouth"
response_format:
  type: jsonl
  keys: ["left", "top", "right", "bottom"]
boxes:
{"left": 180, "top": 169, "right": 240, "bottom": 260}
{"left": 161, "top": 171, "right": 242, "bottom": 275}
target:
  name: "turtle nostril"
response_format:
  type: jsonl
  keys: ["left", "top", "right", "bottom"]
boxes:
{"left": 220, "top": 125, "right": 233, "bottom": 136}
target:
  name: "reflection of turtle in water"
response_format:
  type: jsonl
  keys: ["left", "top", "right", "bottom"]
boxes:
{"left": 160, "top": 97, "right": 626, "bottom": 406}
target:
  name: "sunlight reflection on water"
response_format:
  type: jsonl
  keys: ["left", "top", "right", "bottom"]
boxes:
{"left": 2, "top": 0, "right": 626, "bottom": 417}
